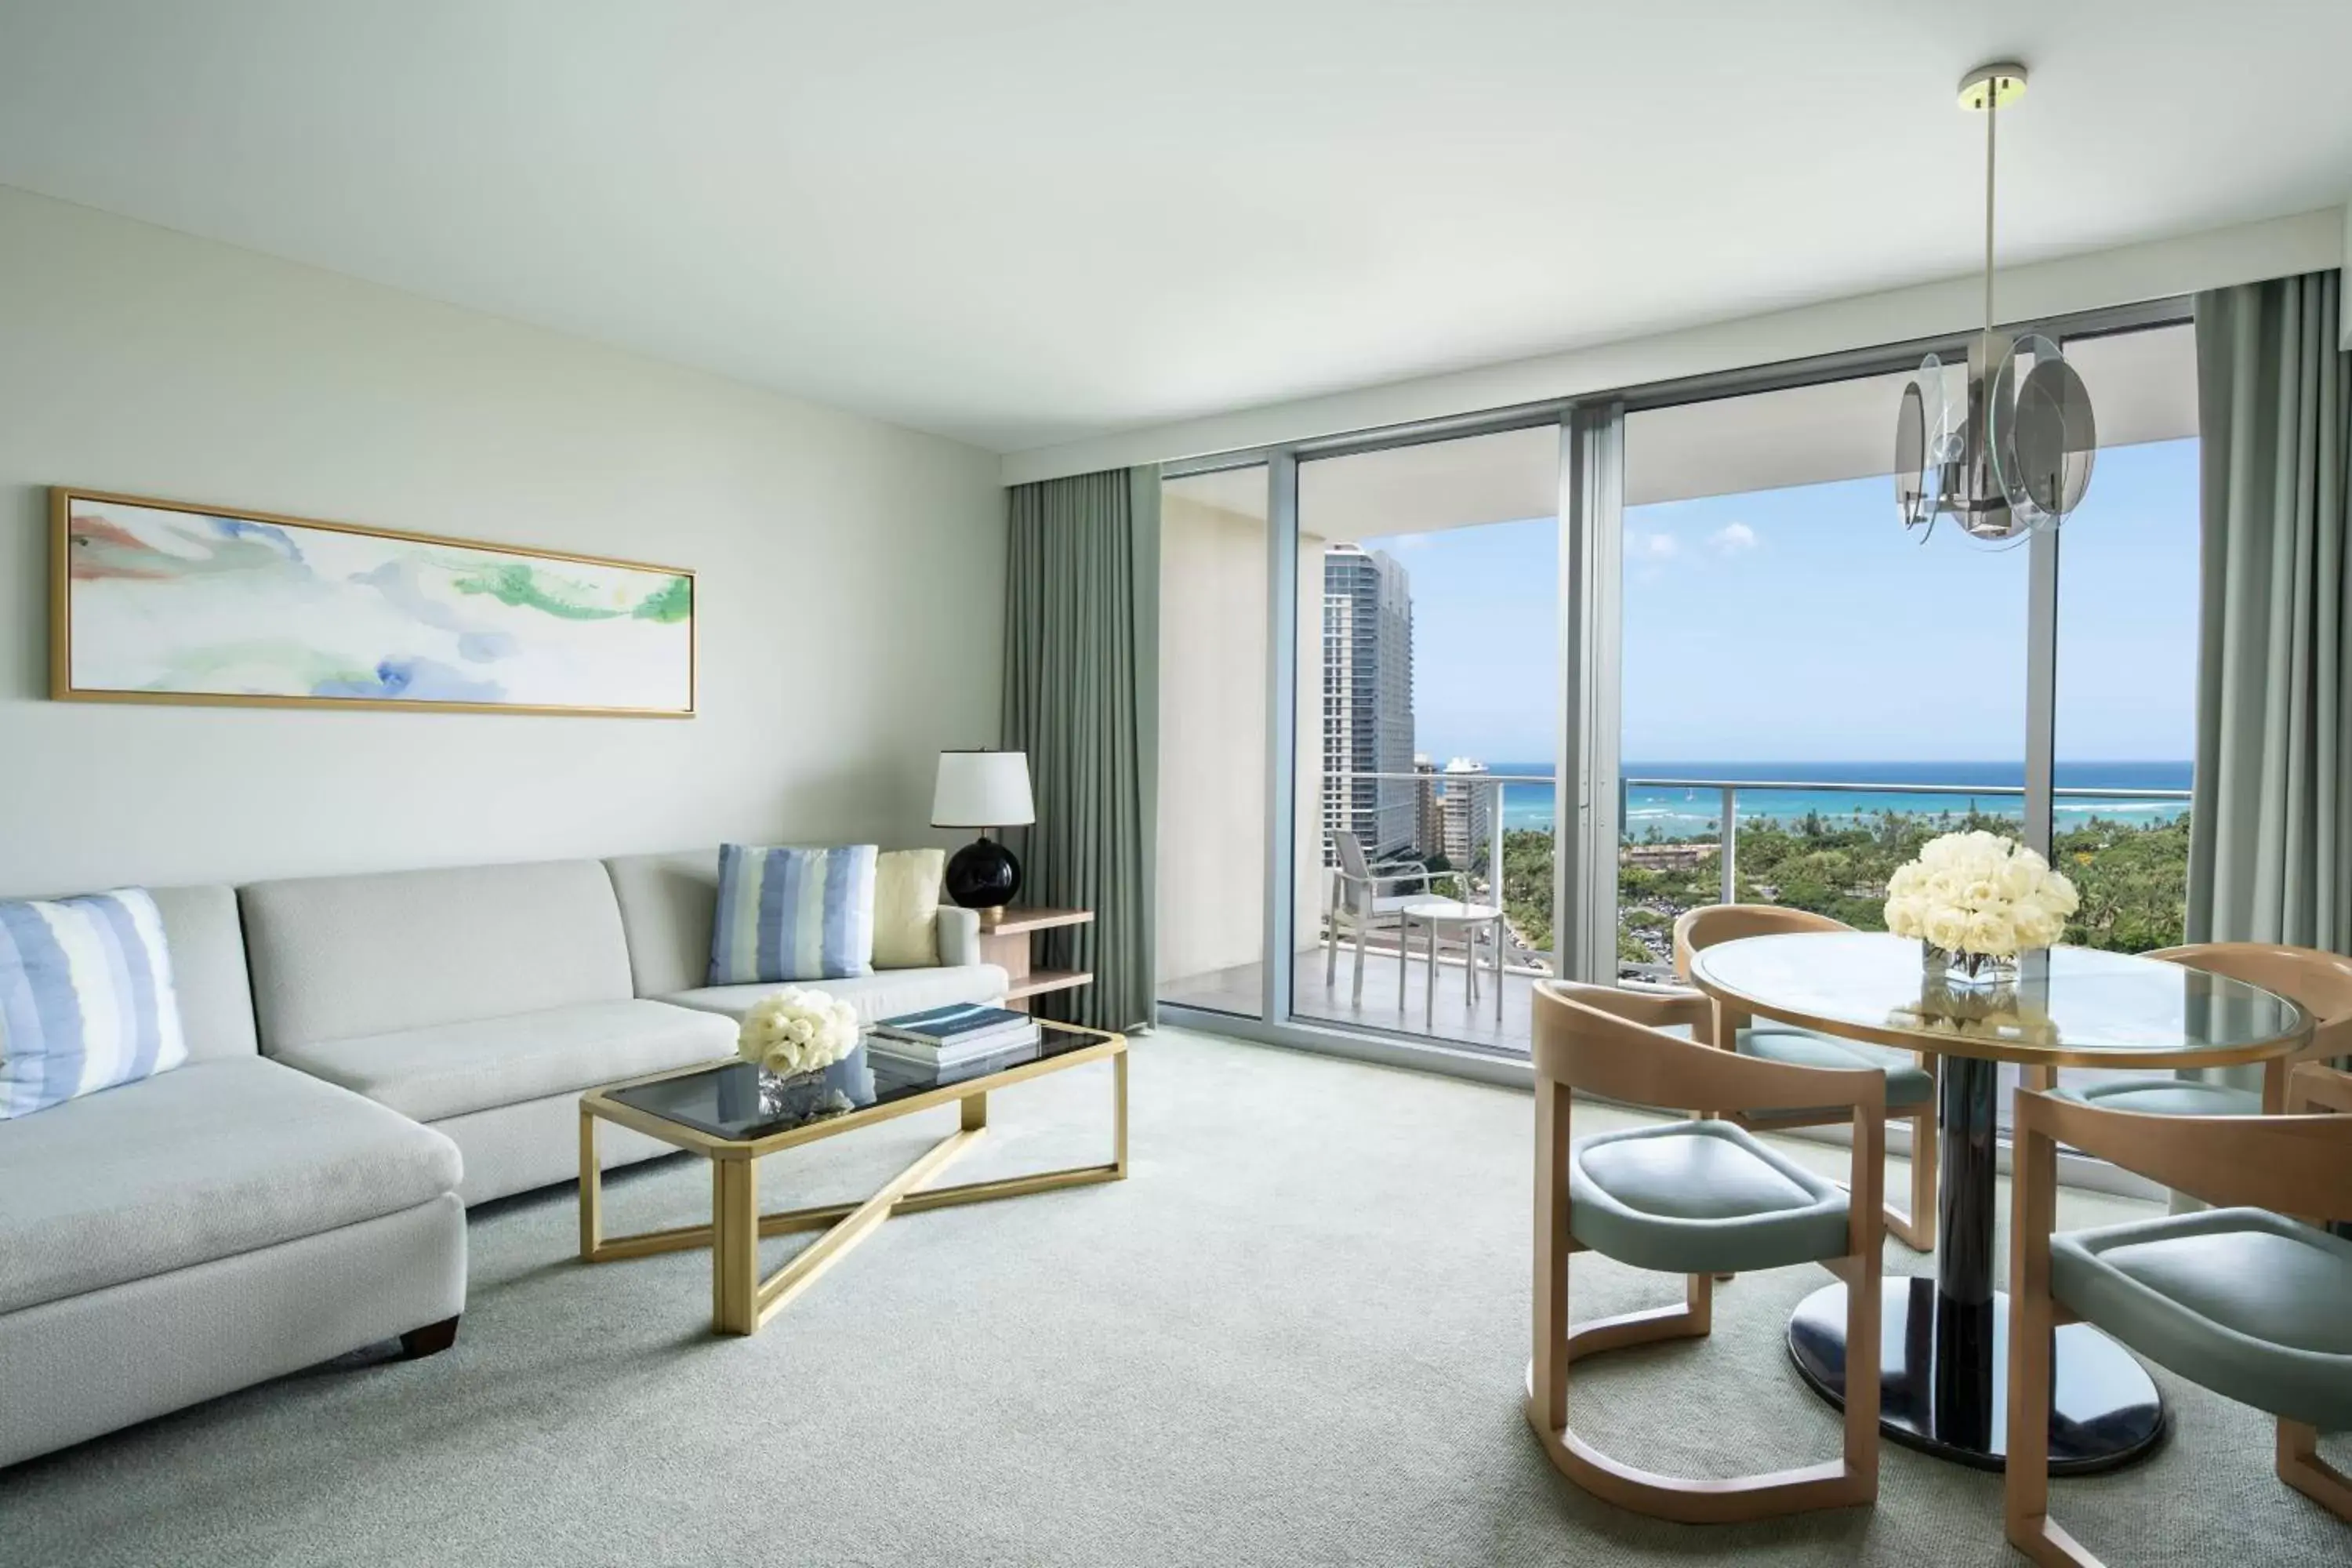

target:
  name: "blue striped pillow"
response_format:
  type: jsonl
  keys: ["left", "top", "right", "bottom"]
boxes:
{"left": 707, "top": 845, "right": 879, "bottom": 985}
{"left": 0, "top": 888, "right": 188, "bottom": 1120}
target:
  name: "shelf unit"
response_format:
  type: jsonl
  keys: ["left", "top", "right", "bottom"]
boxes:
{"left": 977, "top": 906, "right": 1094, "bottom": 1010}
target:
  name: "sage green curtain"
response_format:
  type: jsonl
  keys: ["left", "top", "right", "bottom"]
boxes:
{"left": 1001, "top": 467, "right": 1160, "bottom": 1032}
{"left": 2188, "top": 270, "right": 2352, "bottom": 956}
{"left": 2186, "top": 272, "right": 2351, "bottom": 1126}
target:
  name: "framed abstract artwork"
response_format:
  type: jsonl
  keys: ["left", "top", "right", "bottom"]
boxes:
{"left": 50, "top": 488, "right": 695, "bottom": 717}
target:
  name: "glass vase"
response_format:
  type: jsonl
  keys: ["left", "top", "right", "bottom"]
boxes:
{"left": 1922, "top": 942, "right": 2020, "bottom": 991}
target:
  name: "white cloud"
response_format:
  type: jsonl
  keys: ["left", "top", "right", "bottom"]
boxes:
{"left": 1626, "top": 528, "right": 1679, "bottom": 561}
{"left": 1708, "top": 521, "right": 1758, "bottom": 554}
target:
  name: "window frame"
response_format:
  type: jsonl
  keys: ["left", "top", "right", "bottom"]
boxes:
{"left": 1155, "top": 296, "right": 2195, "bottom": 1087}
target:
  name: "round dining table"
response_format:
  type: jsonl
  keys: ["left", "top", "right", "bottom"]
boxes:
{"left": 1686, "top": 931, "right": 2310, "bottom": 1475}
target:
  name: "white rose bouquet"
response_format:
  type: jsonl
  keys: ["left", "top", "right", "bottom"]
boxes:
{"left": 1883, "top": 829, "right": 2078, "bottom": 970}
{"left": 737, "top": 987, "right": 861, "bottom": 1078}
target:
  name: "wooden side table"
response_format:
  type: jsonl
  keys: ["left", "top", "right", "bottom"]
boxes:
{"left": 978, "top": 906, "right": 1094, "bottom": 1011}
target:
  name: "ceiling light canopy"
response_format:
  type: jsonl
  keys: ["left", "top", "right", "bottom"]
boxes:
{"left": 1896, "top": 63, "right": 2098, "bottom": 548}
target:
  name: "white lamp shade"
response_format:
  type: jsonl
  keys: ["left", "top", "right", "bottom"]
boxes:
{"left": 931, "top": 750, "right": 1034, "bottom": 828}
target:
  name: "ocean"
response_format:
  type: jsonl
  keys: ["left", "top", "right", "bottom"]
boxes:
{"left": 1468, "top": 760, "right": 2194, "bottom": 838}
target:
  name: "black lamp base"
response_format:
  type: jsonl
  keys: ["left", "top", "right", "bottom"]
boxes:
{"left": 946, "top": 835, "right": 1022, "bottom": 914}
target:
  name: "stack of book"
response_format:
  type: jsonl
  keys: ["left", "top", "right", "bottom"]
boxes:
{"left": 868, "top": 1003, "right": 1040, "bottom": 1067}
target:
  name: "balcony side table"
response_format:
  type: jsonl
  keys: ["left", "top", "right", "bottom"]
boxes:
{"left": 978, "top": 906, "right": 1094, "bottom": 1012}
{"left": 1399, "top": 897, "right": 1506, "bottom": 1029}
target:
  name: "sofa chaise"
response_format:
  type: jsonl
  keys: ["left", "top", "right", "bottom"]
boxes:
{"left": 0, "top": 886, "right": 466, "bottom": 1469}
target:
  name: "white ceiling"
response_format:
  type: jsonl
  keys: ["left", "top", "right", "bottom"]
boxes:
{"left": 1, "top": 2, "right": 2343, "bottom": 454}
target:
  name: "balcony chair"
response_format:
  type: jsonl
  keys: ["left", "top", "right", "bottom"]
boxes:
{"left": 1323, "top": 829, "right": 1462, "bottom": 1004}
{"left": 2029, "top": 942, "right": 2352, "bottom": 1111}
{"left": 1528, "top": 980, "right": 1886, "bottom": 1523}
{"left": 2005, "top": 1062, "right": 2352, "bottom": 1567}
{"left": 1672, "top": 905, "right": 1939, "bottom": 1251}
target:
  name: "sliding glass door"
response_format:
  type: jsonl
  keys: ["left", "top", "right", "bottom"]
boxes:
{"left": 1616, "top": 368, "right": 2032, "bottom": 977}
{"left": 1287, "top": 426, "right": 1563, "bottom": 1053}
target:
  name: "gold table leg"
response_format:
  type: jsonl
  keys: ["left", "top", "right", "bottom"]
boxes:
{"left": 1113, "top": 1049, "right": 1129, "bottom": 1177}
{"left": 578, "top": 1107, "right": 602, "bottom": 1260}
{"left": 750, "top": 1127, "right": 982, "bottom": 1327}
{"left": 712, "top": 1156, "right": 759, "bottom": 1335}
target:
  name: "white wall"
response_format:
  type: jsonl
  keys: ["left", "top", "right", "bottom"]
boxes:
{"left": 1155, "top": 490, "right": 1268, "bottom": 985}
{"left": 0, "top": 186, "right": 1004, "bottom": 895}
{"left": 1007, "top": 207, "right": 2343, "bottom": 483}
{"left": 1153, "top": 477, "right": 1333, "bottom": 990}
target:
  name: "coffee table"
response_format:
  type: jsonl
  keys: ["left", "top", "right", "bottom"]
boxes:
{"left": 578, "top": 1018, "right": 1127, "bottom": 1335}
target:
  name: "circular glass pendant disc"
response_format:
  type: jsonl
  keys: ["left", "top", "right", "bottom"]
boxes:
{"left": 1991, "top": 332, "right": 2097, "bottom": 528}
{"left": 1894, "top": 354, "right": 1947, "bottom": 532}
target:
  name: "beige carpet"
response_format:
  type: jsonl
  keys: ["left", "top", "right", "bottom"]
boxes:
{"left": 0, "top": 1027, "right": 2342, "bottom": 1566}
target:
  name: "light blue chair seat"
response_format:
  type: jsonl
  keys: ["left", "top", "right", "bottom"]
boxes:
{"left": 1655, "top": 1023, "right": 1933, "bottom": 1110}
{"left": 2052, "top": 1207, "right": 2352, "bottom": 1431}
{"left": 1568, "top": 1120, "right": 1849, "bottom": 1276}
{"left": 2051, "top": 1077, "right": 2263, "bottom": 1117}
{"left": 1737, "top": 1030, "right": 1934, "bottom": 1112}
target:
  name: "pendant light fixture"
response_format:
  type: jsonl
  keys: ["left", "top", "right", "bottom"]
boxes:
{"left": 1896, "top": 63, "right": 2096, "bottom": 546}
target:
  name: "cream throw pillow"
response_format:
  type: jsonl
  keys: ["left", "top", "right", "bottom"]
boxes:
{"left": 872, "top": 848, "right": 946, "bottom": 969}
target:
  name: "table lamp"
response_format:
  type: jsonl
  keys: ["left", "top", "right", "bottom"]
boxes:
{"left": 932, "top": 750, "right": 1034, "bottom": 918}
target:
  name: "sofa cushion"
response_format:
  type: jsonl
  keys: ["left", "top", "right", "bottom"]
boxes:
{"left": 664, "top": 964, "right": 1008, "bottom": 1028}
{"left": 0, "top": 887, "right": 188, "bottom": 1119}
{"left": 241, "top": 860, "right": 635, "bottom": 1051}
{"left": 873, "top": 849, "right": 945, "bottom": 970}
{"left": 270, "top": 999, "right": 738, "bottom": 1123}
{"left": 606, "top": 849, "right": 724, "bottom": 998}
{"left": 709, "top": 843, "right": 878, "bottom": 984}
{"left": 147, "top": 884, "right": 260, "bottom": 1062}
{"left": 0, "top": 1058, "right": 461, "bottom": 1314}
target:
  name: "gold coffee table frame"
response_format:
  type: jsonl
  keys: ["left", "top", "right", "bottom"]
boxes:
{"left": 578, "top": 1020, "right": 1127, "bottom": 1336}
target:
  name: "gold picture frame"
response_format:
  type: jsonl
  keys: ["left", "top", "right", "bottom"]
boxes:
{"left": 51, "top": 487, "right": 697, "bottom": 718}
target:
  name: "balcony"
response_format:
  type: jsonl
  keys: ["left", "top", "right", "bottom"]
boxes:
{"left": 1156, "top": 771, "right": 2192, "bottom": 1065}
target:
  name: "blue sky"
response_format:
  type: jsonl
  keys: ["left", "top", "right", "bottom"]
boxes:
{"left": 1363, "top": 437, "right": 2199, "bottom": 765}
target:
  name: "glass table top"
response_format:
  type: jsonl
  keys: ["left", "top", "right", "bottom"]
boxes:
{"left": 607, "top": 1027, "right": 1109, "bottom": 1143}
{"left": 1688, "top": 932, "right": 2310, "bottom": 1067}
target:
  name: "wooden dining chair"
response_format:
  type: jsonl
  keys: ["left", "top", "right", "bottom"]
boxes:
{"left": 1673, "top": 905, "right": 1938, "bottom": 1250}
{"left": 2034, "top": 942, "right": 2352, "bottom": 1112}
{"left": 1529, "top": 980, "right": 1886, "bottom": 1522}
{"left": 2006, "top": 1065, "right": 2352, "bottom": 1567}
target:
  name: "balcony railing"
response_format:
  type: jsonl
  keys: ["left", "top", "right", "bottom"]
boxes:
{"left": 1319, "top": 770, "right": 2192, "bottom": 982}
{"left": 1622, "top": 775, "right": 2193, "bottom": 907}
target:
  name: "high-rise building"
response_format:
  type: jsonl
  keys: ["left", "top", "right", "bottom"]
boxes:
{"left": 1413, "top": 754, "right": 1443, "bottom": 861}
{"left": 1439, "top": 757, "right": 1492, "bottom": 875}
{"left": 1321, "top": 544, "right": 1416, "bottom": 860}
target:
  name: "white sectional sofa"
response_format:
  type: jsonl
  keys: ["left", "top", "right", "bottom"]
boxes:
{"left": 0, "top": 847, "right": 1009, "bottom": 1469}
